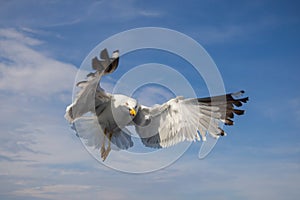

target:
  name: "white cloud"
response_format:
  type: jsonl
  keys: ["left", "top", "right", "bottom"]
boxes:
{"left": 13, "top": 184, "right": 92, "bottom": 200}
{"left": 138, "top": 10, "right": 163, "bottom": 17}
{"left": 0, "top": 29, "right": 95, "bottom": 198}
{"left": 0, "top": 28, "right": 42, "bottom": 45}
{"left": 85, "top": 0, "right": 163, "bottom": 22}
{"left": 0, "top": 28, "right": 77, "bottom": 97}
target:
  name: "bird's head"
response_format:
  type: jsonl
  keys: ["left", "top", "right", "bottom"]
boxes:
{"left": 125, "top": 100, "right": 138, "bottom": 117}
{"left": 113, "top": 95, "right": 138, "bottom": 121}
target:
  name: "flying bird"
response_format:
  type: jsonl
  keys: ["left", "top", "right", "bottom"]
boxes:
{"left": 65, "top": 49, "right": 248, "bottom": 161}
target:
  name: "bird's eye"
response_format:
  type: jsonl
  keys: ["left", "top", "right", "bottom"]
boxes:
{"left": 125, "top": 102, "right": 128, "bottom": 106}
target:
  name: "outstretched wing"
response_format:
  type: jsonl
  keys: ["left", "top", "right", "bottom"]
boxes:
{"left": 65, "top": 48, "right": 119, "bottom": 123}
{"left": 65, "top": 49, "right": 133, "bottom": 150}
{"left": 133, "top": 91, "right": 248, "bottom": 148}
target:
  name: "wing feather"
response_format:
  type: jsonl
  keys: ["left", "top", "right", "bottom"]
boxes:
{"left": 65, "top": 48, "right": 119, "bottom": 123}
{"left": 65, "top": 49, "right": 135, "bottom": 151}
{"left": 134, "top": 91, "right": 248, "bottom": 148}
{"left": 73, "top": 116, "right": 133, "bottom": 150}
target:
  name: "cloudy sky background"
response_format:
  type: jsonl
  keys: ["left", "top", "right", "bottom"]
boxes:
{"left": 0, "top": 0, "right": 299, "bottom": 199}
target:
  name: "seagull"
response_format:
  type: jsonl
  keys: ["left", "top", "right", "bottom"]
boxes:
{"left": 65, "top": 48, "right": 248, "bottom": 161}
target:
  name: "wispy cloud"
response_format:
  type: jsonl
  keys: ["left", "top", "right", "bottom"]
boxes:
{"left": 13, "top": 184, "right": 92, "bottom": 200}
{"left": 85, "top": 0, "right": 163, "bottom": 21}
{"left": 0, "top": 29, "right": 93, "bottom": 199}
{"left": 0, "top": 28, "right": 77, "bottom": 98}
{"left": 0, "top": 28, "right": 42, "bottom": 45}
{"left": 0, "top": 0, "right": 163, "bottom": 28}
{"left": 138, "top": 10, "right": 163, "bottom": 17}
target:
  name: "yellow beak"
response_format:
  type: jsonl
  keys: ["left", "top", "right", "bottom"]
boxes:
{"left": 129, "top": 108, "right": 136, "bottom": 117}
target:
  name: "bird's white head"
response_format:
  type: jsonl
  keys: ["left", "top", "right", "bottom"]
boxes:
{"left": 125, "top": 99, "right": 138, "bottom": 117}
{"left": 113, "top": 94, "right": 138, "bottom": 118}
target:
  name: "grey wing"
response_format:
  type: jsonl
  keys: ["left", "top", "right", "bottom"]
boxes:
{"left": 134, "top": 91, "right": 248, "bottom": 148}
{"left": 73, "top": 116, "right": 133, "bottom": 150}
{"left": 65, "top": 48, "right": 119, "bottom": 123}
{"left": 65, "top": 49, "right": 132, "bottom": 150}
{"left": 110, "top": 128, "right": 134, "bottom": 150}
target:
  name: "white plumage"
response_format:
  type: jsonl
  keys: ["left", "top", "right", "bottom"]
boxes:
{"left": 65, "top": 49, "right": 248, "bottom": 161}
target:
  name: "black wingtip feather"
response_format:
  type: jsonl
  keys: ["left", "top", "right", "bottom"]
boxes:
{"left": 239, "top": 97, "right": 249, "bottom": 103}
{"left": 227, "top": 112, "right": 234, "bottom": 119}
{"left": 104, "top": 57, "right": 119, "bottom": 74}
{"left": 232, "top": 101, "right": 243, "bottom": 107}
{"left": 197, "top": 90, "right": 248, "bottom": 128}
{"left": 225, "top": 119, "right": 234, "bottom": 126}
{"left": 233, "top": 109, "right": 245, "bottom": 115}
{"left": 218, "top": 128, "right": 226, "bottom": 136}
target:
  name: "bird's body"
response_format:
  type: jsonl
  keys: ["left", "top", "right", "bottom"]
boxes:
{"left": 65, "top": 48, "right": 248, "bottom": 161}
{"left": 94, "top": 94, "right": 137, "bottom": 159}
{"left": 97, "top": 94, "right": 136, "bottom": 131}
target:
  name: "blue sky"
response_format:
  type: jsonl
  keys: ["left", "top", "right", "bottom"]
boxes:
{"left": 0, "top": 0, "right": 300, "bottom": 199}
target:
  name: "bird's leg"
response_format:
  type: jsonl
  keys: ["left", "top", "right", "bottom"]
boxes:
{"left": 102, "top": 132, "right": 112, "bottom": 161}
{"left": 107, "top": 132, "right": 113, "bottom": 152}
{"left": 101, "top": 128, "right": 107, "bottom": 160}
